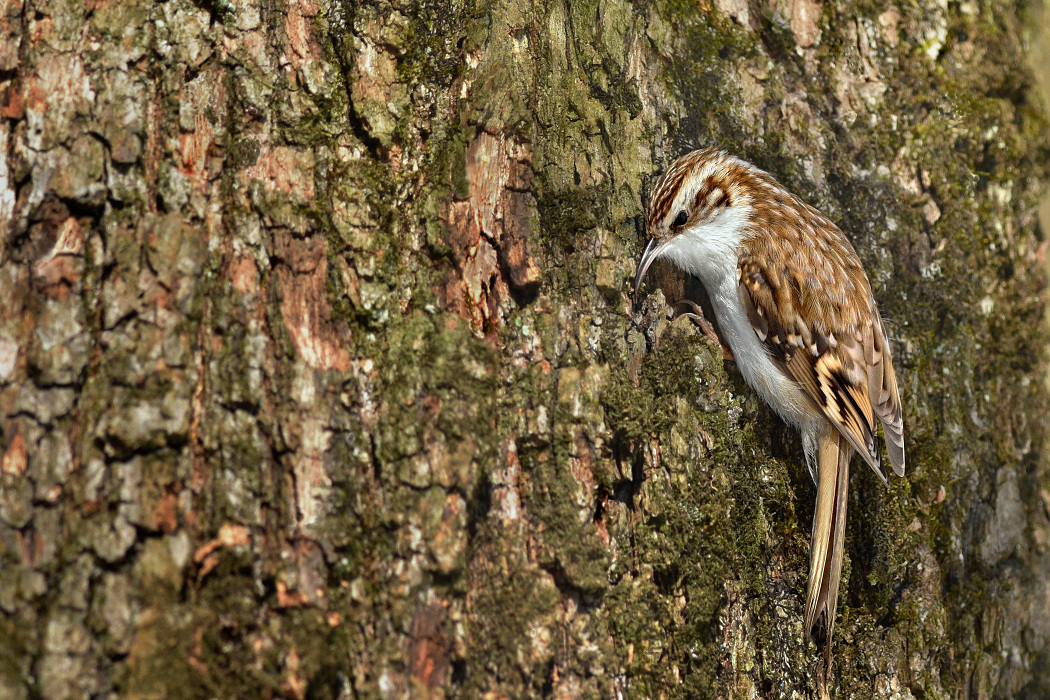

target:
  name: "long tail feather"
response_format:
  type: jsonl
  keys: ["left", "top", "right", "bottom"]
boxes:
{"left": 804, "top": 430, "right": 852, "bottom": 652}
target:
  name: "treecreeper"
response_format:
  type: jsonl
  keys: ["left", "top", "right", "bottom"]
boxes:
{"left": 633, "top": 149, "right": 907, "bottom": 678}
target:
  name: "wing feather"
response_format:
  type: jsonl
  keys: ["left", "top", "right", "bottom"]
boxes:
{"left": 870, "top": 326, "right": 905, "bottom": 475}
{"left": 738, "top": 252, "right": 905, "bottom": 480}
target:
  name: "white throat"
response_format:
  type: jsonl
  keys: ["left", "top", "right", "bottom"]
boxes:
{"left": 661, "top": 205, "right": 751, "bottom": 290}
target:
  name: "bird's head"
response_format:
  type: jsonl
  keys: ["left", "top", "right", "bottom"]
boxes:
{"left": 634, "top": 149, "right": 757, "bottom": 299}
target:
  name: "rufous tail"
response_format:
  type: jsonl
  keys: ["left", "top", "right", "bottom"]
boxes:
{"left": 804, "top": 430, "right": 851, "bottom": 660}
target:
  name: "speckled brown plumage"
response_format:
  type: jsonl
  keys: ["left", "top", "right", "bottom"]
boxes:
{"left": 635, "top": 148, "right": 906, "bottom": 670}
{"left": 739, "top": 196, "right": 905, "bottom": 480}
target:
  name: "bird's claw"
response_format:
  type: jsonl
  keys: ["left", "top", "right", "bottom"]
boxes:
{"left": 673, "top": 300, "right": 735, "bottom": 361}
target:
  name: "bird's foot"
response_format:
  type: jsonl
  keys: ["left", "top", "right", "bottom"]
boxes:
{"left": 673, "top": 300, "right": 735, "bottom": 361}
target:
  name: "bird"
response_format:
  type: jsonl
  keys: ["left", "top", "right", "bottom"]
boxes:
{"left": 633, "top": 148, "right": 905, "bottom": 663}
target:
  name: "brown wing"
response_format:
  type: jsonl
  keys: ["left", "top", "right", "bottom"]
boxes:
{"left": 738, "top": 230, "right": 905, "bottom": 480}
{"left": 859, "top": 313, "right": 905, "bottom": 476}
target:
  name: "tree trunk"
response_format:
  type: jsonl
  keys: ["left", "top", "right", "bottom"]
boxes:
{"left": 1, "top": 0, "right": 1049, "bottom": 697}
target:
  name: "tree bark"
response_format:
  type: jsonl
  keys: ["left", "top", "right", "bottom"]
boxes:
{"left": 1, "top": 0, "right": 1049, "bottom": 697}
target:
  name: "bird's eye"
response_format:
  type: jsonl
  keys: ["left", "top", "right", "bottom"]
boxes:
{"left": 673, "top": 210, "right": 688, "bottom": 227}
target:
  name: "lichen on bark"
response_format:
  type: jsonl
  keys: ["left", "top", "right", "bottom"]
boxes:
{"left": 0, "top": 0, "right": 1048, "bottom": 698}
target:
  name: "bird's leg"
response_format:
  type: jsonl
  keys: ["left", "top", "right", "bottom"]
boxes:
{"left": 673, "top": 300, "right": 734, "bottom": 361}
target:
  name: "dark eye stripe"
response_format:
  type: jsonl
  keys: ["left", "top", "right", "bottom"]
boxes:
{"left": 713, "top": 191, "right": 730, "bottom": 208}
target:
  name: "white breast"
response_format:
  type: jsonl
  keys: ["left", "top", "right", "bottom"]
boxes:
{"left": 660, "top": 206, "right": 813, "bottom": 435}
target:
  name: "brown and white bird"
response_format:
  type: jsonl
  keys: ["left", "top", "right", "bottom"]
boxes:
{"left": 634, "top": 148, "right": 905, "bottom": 656}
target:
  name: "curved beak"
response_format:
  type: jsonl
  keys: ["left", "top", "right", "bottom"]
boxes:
{"left": 633, "top": 237, "right": 665, "bottom": 303}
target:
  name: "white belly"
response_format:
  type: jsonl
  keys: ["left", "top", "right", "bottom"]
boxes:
{"left": 709, "top": 275, "right": 809, "bottom": 431}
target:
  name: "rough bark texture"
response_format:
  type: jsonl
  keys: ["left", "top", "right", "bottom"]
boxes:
{"left": 1, "top": 0, "right": 1049, "bottom": 697}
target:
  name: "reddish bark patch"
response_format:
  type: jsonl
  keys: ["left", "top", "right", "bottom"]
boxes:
{"left": 785, "top": 0, "right": 822, "bottom": 48}
{"left": 218, "top": 522, "right": 250, "bottom": 547}
{"left": 276, "top": 236, "right": 351, "bottom": 372}
{"left": 181, "top": 112, "right": 213, "bottom": 183}
{"left": 33, "top": 216, "right": 83, "bottom": 298}
{"left": 594, "top": 501, "right": 611, "bottom": 548}
{"left": 283, "top": 646, "right": 307, "bottom": 700}
{"left": 243, "top": 146, "right": 316, "bottom": 201}
{"left": 440, "top": 132, "right": 541, "bottom": 337}
{"left": 500, "top": 189, "right": 541, "bottom": 291}
{"left": 408, "top": 602, "right": 450, "bottom": 690}
{"left": 178, "top": 67, "right": 227, "bottom": 182}
{"left": 153, "top": 491, "right": 179, "bottom": 534}
{"left": 1, "top": 428, "right": 25, "bottom": 476}
{"left": 193, "top": 522, "right": 250, "bottom": 578}
{"left": 0, "top": 82, "right": 24, "bottom": 120}
{"left": 285, "top": 0, "right": 322, "bottom": 71}
{"left": 276, "top": 580, "right": 310, "bottom": 608}
{"left": 22, "top": 54, "right": 94, "bottom": 142}
{"left": 229, "top": 254, "right": 259, "bottom": 295}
